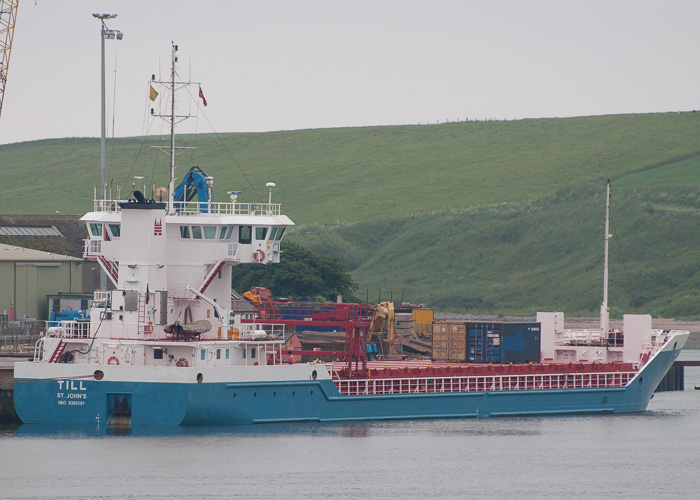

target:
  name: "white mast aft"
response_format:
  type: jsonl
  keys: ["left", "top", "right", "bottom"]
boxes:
{"left": 600, "top": 179, "right": 612, "bottom": 334}
{"left": 168, "top": 43, "right": 177, "bottom": 214}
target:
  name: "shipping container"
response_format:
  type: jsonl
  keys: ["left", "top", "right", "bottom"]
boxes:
{"left": 432, "top": 322, "right": 449, "bottom": 335}
{"left": 433, "top": 321, "right": 541, "bottom": 363}
{"left": 501, "top": 323, "right": 541, "bottom": 363}
{"left": 431, "top": 321, "right": 468, "bottom": 362}
{"left": 467, "top": 322, "right": 503, "bottom": 363}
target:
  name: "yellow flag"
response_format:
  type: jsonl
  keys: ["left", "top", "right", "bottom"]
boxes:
{"left": 149, "top": 85, "right": 158, "bottom": 101}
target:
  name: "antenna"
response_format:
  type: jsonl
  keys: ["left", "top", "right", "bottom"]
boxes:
{"left": 600, "top": 179, "right": 612, "bottom": 334}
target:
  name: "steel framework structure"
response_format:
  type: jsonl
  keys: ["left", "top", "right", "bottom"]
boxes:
{"left": 0, "top": 0, "right": 19, "bottom": 119}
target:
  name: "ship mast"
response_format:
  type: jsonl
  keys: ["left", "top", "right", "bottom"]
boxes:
{"left": 600, "top": 179, "right": 612, "bottom": 334}
{"left": 167, "top": 42, "right": 177, "bottom": 214}
{"left": 150, "top": 42, "right": 197, "bottom": 214}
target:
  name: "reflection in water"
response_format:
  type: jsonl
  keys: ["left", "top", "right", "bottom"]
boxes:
{"left": 2, "top": 392, "right": 699, "bottom": 500}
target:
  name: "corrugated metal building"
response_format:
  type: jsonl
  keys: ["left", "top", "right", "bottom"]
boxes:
{"left": 0, "top": 244, "right": 83, "bottom": 321}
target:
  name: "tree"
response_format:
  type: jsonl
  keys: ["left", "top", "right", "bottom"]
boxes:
{"left": 231, "top": 241, "right": 358, "bottom": 301}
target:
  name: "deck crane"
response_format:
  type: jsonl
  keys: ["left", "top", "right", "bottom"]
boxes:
{"left": 0, "top": 0, "right": 19, "bottom": 119}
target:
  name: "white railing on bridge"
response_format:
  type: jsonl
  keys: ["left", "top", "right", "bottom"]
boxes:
{"left": 46, "top": 321, "right": 91, "bottom": 339}
{"left": 92, "top": 198, "right": 282, "bottom": 217}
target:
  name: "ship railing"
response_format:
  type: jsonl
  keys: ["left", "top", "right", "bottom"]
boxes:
{"left": 639, "top": 330, "right": 674, "bottom": 365}
{"left": 84, "top": 239, "right": 101, "bottom": 257}
{"left": 92, "top": 197, "right": 282, "bottom": 217}
{"left": 45, "top": 320, "right": 91, "bottom": 339}
{"left": 184, "top": 244, "right": 241, "bottom": 294}
{"left": 93, "top": 290, "right": 111, "bottom": 305}
{"left": 558, "top": 328, "right": 626, "bottom": 347}
{"left": 33, "top": 337, "right": 45, "bottom": 362}
{"left": 83, "top": 239, "right": 119, "bottom": 263}
{"left": 238, "top": 322, "right": 287, "bottom": 339}
{"left": 334, "top": 371, "right": 637, "bottom": 396}
{"left": 324, "top": 363, "right": 344, "bottom": 385}
{"left": 558, "top": 329, "right": 604, "bottom": 346}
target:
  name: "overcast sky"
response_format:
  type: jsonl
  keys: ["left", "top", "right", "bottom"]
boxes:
{"left": 1, "top": 0, "right": 699, "bottom": 145}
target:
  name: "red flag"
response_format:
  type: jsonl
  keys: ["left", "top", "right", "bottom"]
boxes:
{"left": 199, "top": 86, "right": 208, "bottom": 106}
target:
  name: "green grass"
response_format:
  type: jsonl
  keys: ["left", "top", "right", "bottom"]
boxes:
{"left": 293, "top": 182, "right": 700, "bottom": 317}
{"left": 3, "top": 112, "right": 700, "bottom": 222}
{"left": 2, "top": 112, "right": 700, "bottom": 316}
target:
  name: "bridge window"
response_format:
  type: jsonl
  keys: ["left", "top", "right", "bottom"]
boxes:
{"left": 192, "top": 226, "right": 202, "bottom": 239}
{"left": 109, "top": 224, "right": 121, "bottom": 238}
{"left": 204, "top": 226, "right": 217, "bottom": 239}
{"left": 270, "top": 227, "right": 286, "bottom": 240}
{"left": 89, "top": 223, "right": 102, "bottom": 237}
{"left": 180, "top": 226, "right": 190, "bottom": 238}
{"left": 239, "top": 226, "right": 252, "bottom": 244}
{"left": 255, "top": 227, "right": 269, "bottom": 240}
{"left": 219, "top": 226, "right": 234, "bottom": 240}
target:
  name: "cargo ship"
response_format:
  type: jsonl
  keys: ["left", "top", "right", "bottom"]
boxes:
{"left": 13, "top": 44, "right": 688, "bottom": 426}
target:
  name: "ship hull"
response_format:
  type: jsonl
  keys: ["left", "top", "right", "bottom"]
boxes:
{"left": 14, "top": 333, "right": 686, "bottom": 426}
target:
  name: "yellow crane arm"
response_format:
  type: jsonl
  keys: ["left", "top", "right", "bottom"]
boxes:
{"left": 0, "top": 0, "right": 19, "bottom": 119}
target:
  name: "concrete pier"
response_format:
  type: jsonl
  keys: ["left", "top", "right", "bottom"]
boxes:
{"left": 657, "top": 360, "right": 700, "bottom": 392}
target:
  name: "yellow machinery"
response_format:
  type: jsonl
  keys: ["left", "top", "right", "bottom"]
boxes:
{"left": 242, "top": 286, "right": 277, "bottom": 319}
{"left": 367, "top": 302, "right": 399, "bottom": 356}
{"left": 413, "top": 308, "right": 434, "bottom": 337}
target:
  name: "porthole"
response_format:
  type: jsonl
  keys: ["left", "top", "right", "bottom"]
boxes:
{"left": 233, "top": 393, "right": 237, "bottom": 399}
{"left": 197, "top": 373, "right": 203, "bottom": 383}
{"left": 273, "top": 392, "right": 277, "bottom": 397}
{"left": 292, "top": 391, "right": 295, "bottom": 397}
{"left": 312, "top": 369, "right": 317, "bottom": 381}
{"left": 638, "top": 376, "right": 643, "bottom": 385}
{"left": 254, "top": 392, "right": 257, "bottom": 398}
{"left": 93, "top": 370, "right": 104, "bottom": 380}
{"left": 310, "top": 390, "right": 314, "bottom": 396}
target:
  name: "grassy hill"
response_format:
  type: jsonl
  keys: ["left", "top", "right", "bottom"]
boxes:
{"left": 2, "top": 112, "right": 699, "bottom": 317}
{"left": 297, "top": 181, "right": 700, "bottom": 318}
{"left": 3, "top": 112, "right": 700, "bottom": 222}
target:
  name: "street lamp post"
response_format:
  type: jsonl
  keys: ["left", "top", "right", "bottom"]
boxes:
{"left": 92, "top": 13, "right": 123, "bottom": 201}
{"left": 92, "top": 14, "right": 122, "bottom": 292}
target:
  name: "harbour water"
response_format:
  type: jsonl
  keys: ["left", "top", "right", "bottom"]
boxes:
{"left": 2, "top": 356, "right": 699, "bottom": 499}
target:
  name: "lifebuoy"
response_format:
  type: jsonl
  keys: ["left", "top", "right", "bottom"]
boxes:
{"left": 176, "top": 358, "right": 189, "bottom": 367}
{"left": 145, "top": 321, "right": 153, "bottom": 335}
{"left": 253, "top": 362, "right": 259, "bottom": 366}
{"left": 108, "top": 356, "right": 120, "bottom": 365}
{"left": 253, "top": 249, "right": 265, "bottom": 262}
{"left": 394, "top": 333, "right": 403, "bottom": 346}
